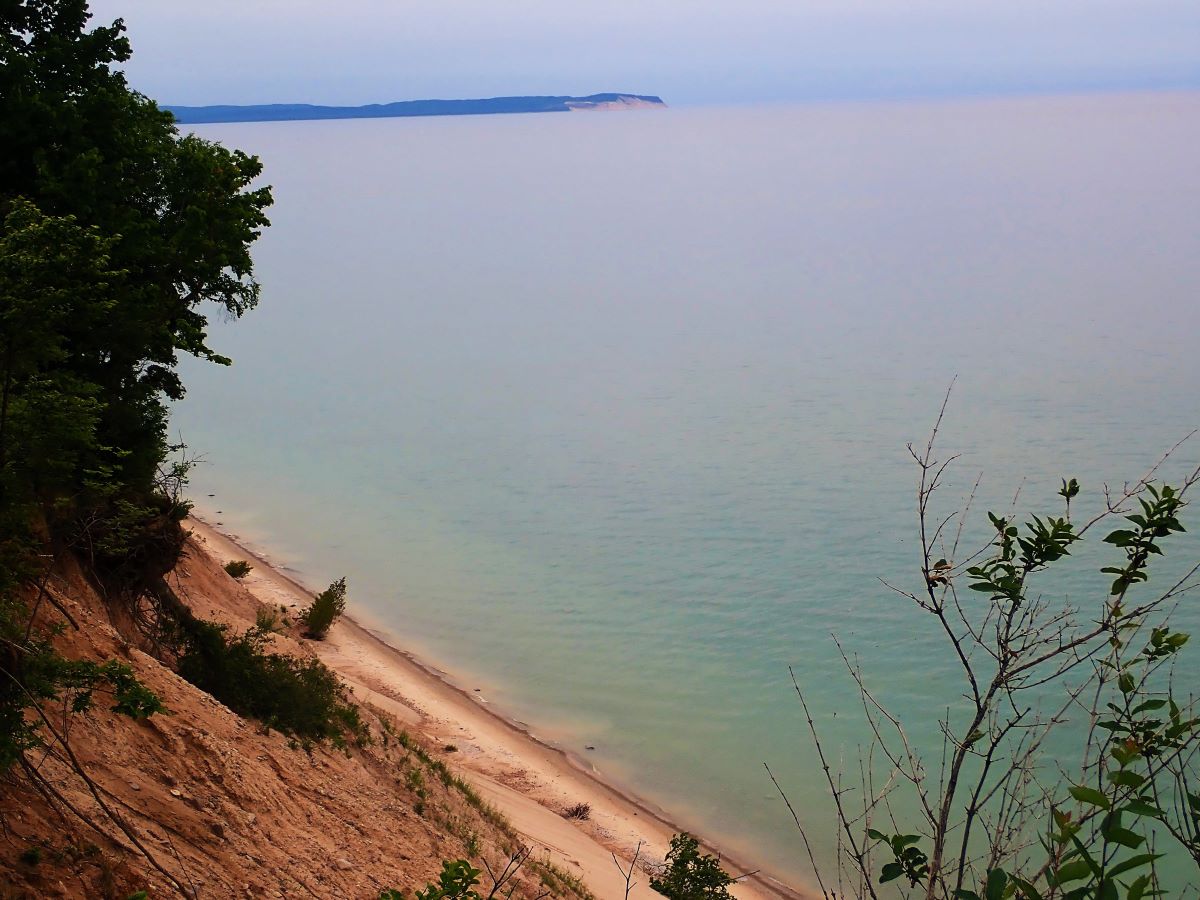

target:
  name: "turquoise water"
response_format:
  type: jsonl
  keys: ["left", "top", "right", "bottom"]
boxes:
{"left": 172, "top": 93, "right": 1200, "bottom": 889}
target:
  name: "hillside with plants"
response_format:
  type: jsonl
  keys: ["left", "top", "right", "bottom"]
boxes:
{"left": 0, "top": 3, "right": 603, "bottom": 897}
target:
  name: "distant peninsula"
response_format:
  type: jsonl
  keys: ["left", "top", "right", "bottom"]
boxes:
{"left": 165, "top": 93, "right": 667, "bottom": 125}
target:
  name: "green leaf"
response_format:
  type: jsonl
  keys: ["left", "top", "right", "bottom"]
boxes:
{"left": 880, "top": 862, "right": 903, "bottom": 883}
{"left": 1069, "top": 785, "right": 1110, "bottom": 809}
{"left": 985, "top": 868, "right": 1008, "bottom": 900}
{"left": 1131, "top": 699, "right": 1166, "bottom": 714}
{"left": 1009, "top": 875, "right": 1044, "bottom": 900}
{"left": 1103, "top": 826, "right": 1144, "bottom": 849}
{"left": 1107, "top": 770, "right": 1145, "bottom": 788}
{"left": 1069, "top": 834, "right": 1102, "bottom": 878}
{"left": 1120, "top": 800, "right": 1164, "bottom": 819}
{"left": 1126, "top": 873, "right": 1152, "bottom": 900}
{"left": 1052, "top": 859, "right": 1092, "bottom": 885}
{"left": 1107, "top": 853, "right": 1161, "bottom": 879}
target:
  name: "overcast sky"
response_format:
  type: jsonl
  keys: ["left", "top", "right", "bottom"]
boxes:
{"left": 89, "top": 0, "right": 1200, "bottom": 107}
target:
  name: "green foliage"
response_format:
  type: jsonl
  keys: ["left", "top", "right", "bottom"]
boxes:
{"left": 255, "top": 606, "right": 282, "bottom": 633}
{"left": 1099, "top": 484, "right": 1185, "bottom": 596}
{"left": 527, "top": 858, "right": 596, "bottom": 900}
{"left": 798, "top": 422, "right": 1200, "bottom": 900}
{"left": 176, "top": 620, "right": 365, "bottom": 744}
{"left": 0, "top": 200, "right": 117, "bottom": 506}
{"left": 224, "top": 559, "right": 253, "bottom": 579}
{"left": 302, "top": 576, "right": 347, "bottom": 639}
{"left": 417, "top": 859, "right": 483, "bottom": 900}
{"left": 0, "top": 633, "right": 165, "bottom": 770}
{"left": 949, "top": 483, "right": 1197, "bottom": 899}
{"left": 0, "top": 1, "right": 271, "bottom": 512}
{"left": 867, "top": 830, "right": 929, "bottom": 887}
{"left": 0, "top": 0, "right": 270, "bottom": 784}
{"left": 380, "top": 860, "right": 483, "bottom": 900}
{"left": 649, "top": 833, "right": 736, "bottom": 900}
{"left": 956, "top": 617, "right": 1200, "bottom": 900}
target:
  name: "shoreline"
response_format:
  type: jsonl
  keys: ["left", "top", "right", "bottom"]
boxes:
{"left": 185, "top": 514, "right": 812, "bottom": 900}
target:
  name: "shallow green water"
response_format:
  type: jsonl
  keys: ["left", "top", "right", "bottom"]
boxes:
{"left": 172, "top": 93, "right": 1200, "bottom": 890}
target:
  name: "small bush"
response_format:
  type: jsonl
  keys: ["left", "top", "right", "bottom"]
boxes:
{"left": 255, "top": 606, "right": 283, "bottom": 633}
{"left": 224, "top": 559, "right": 252, "bottom": 579}
{"left": 649, "top": 833, "right": 735, "bottom": 900}
{"left": 562, "top": 802, "right": 591, "bottom": 821}
{"left": 405, "top": 767, "right": 426, "bottom": 795}
{"left": 177, "top": 620, "right": 365, "bottom": 743}
{"left": 529, "top": 858, "right": 595, "bottom": 900}
{"left": 443, "top": 743, "right": 459, "bottom": 753}
{"left": 301, "top": 576, "right": 347, "bottom": 639}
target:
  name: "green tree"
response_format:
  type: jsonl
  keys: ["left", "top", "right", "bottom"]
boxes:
{"left": 0, "top": 0, "right": 270, "bottom": 813}
{"left": 650, "top": 833, "right": 736, "bottom": 900}
{"left": 0, "top": 200, "right": 116, "bottom": 503}
{"left": 302, "top": 577, "right": 348, "bottom": 639}
{"left": 0, "top": 5, "right": 270, "bottom": 891}
{"left": 1, "top": 0, "right": 272, "bottom": 503}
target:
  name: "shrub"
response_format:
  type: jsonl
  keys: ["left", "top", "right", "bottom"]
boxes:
{"left": 301, "top": 577, "right": 346, "bottom": 639}
{"left": 177, "top": 620, "right": 365, "bottom": 743}
{"left": 224, "top": 560, "right": 252, "bottom": 579}
{"left": 649, "top": 833, "right": 735, "bottom": 900}
{"left": 380, "top": 859, "right": 482, "bottom": 900}
{"left": 254, "top": 606, "right": 284, "bottom": 633}
{"left": 787, "top": 407, "right": 1200, "bottom": 898}
{"left": 562, "top": 802, "right": 591, "bottom": 821}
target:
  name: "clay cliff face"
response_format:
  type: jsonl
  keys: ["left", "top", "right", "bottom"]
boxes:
{"left": 0, "top": 538, "right": 584, "bottom": 900}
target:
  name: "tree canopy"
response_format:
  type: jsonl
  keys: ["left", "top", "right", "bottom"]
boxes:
{"left": 0, "top": 0, "right": 272, "bottom": 774}
{"left": 0, "top": 0, "right": 272, "bottom": 515}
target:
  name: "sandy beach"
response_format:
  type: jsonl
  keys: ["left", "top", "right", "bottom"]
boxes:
{"left": 186, "top": 516, "right": 810, "bottom": 900}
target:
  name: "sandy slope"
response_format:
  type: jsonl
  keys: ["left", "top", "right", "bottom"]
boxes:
{"left": 4, "top": 534, "right": 566, "bottom": 898}
{"left": 186, "top": 518, "right": 810, "bottom": 900}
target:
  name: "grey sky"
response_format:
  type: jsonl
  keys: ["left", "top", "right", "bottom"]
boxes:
{"left": 90, "top": 0, "right": 1200, "bottom": 106}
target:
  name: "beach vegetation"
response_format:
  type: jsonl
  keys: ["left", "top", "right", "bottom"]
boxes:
{"left": 254, "top": 604, "right": 288, "bottom": 633}
{"left": 395, "top": 859, "right": 482, "bottom": 899}
{"left": 224, "top": 559, "right": 253, "bottom": 579}
{"left": 527, "top": 857, "right": 595, "bottom": 899}
{"left": 562, "top": 802, "right": 591, "bottom": 821}
{"left": 0, "top": 1, "right": 269, "bottom": 882}
{"left": 383, "top": 845, "right": 593, "bottom": 900}
{"left": 649, "top": 832, "right": 736, "bottom": 900}
{"left": 781, "top": 392, "right": 1200, "bottom": 899}
{"left": 301, "top": 576, "right": 347, "bottom": 639}
{"left": 177, "top": 620, "right": 367, "bottom": 744}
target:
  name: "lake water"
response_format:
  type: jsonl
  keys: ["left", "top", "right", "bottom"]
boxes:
{"left": 172, "top": 92, "right": 1200, "bottom": 891}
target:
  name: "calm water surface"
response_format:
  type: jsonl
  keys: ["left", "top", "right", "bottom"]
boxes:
{"left": 173, "top": 93, "right": 1200, "bottom": 889}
